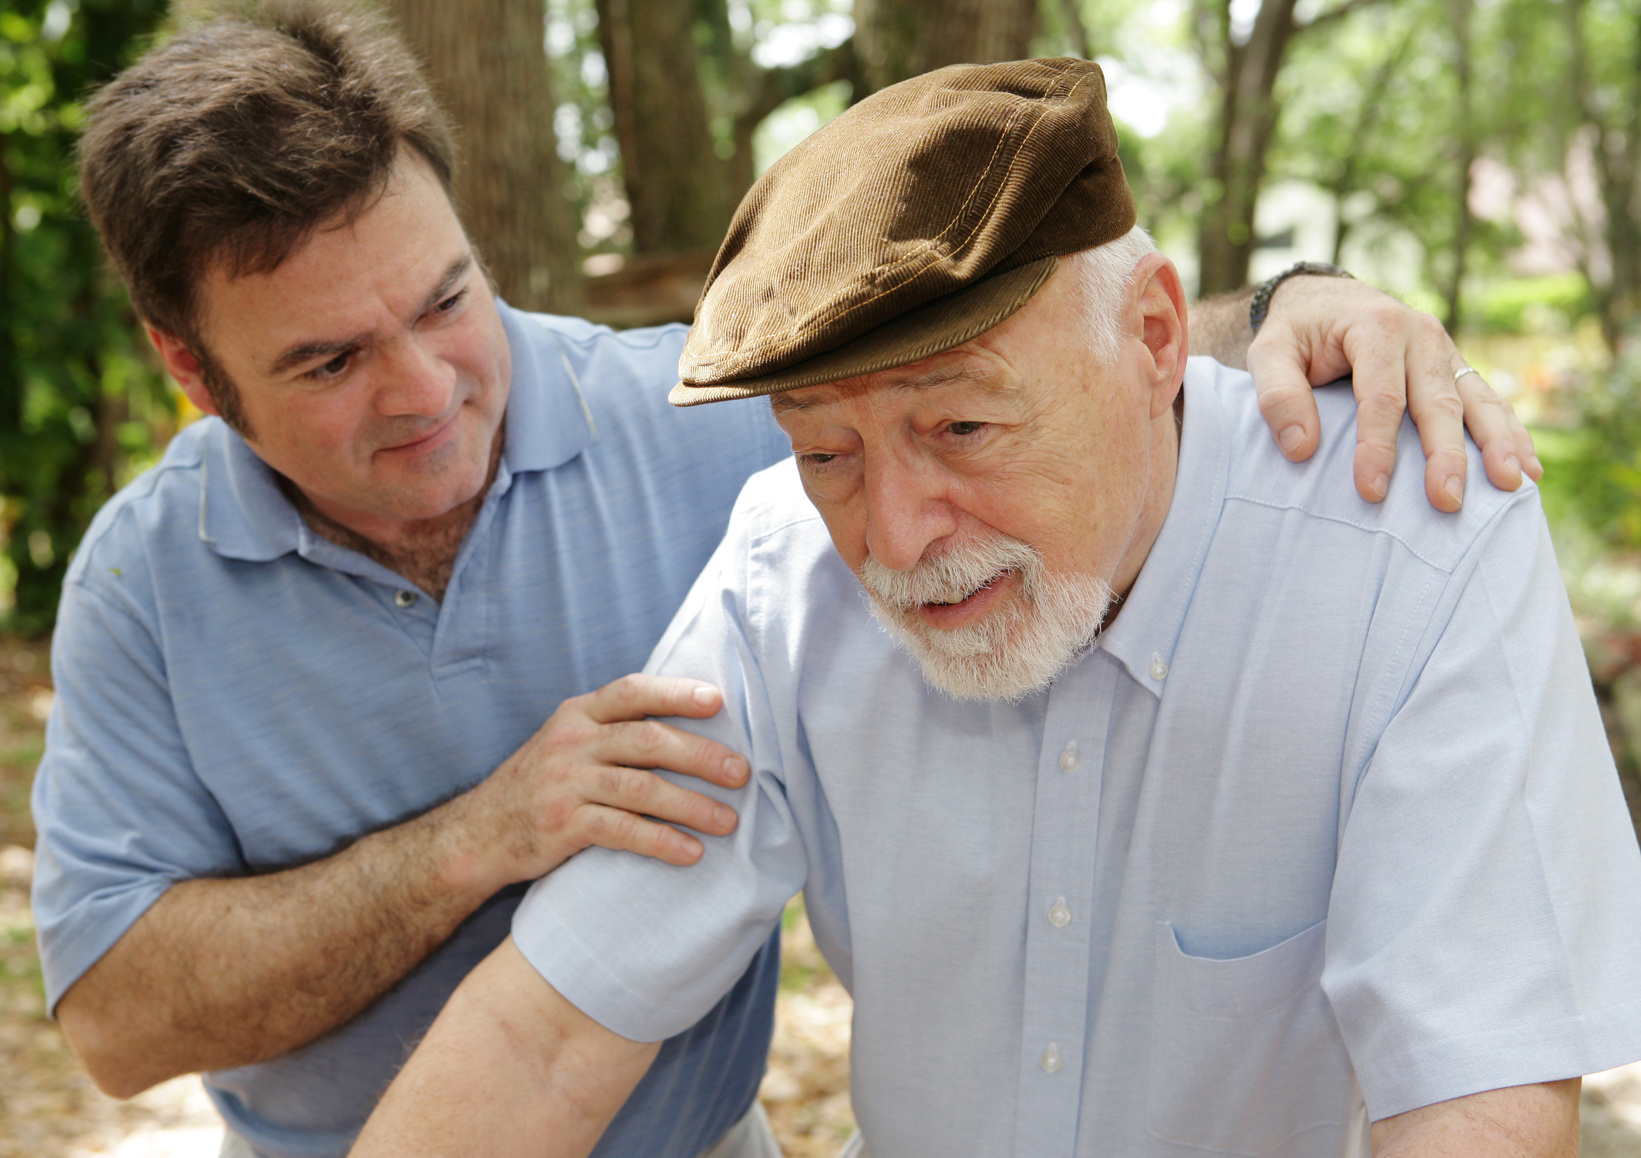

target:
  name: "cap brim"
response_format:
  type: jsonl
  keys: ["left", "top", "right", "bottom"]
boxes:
{"left": 669, "top": 256, "right": 1059, "bottom": 406}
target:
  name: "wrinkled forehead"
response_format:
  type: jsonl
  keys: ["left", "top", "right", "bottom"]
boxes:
{"left": 772, "top": 361, "right": 1001, "bottom": 415}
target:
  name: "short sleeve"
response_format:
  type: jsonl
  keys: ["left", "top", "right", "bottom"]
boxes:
{"left": 31, "top": 577, "right": 244, "bottom": 1012}
{"left": 1323, "top": 493, "right": 1641, "bottom": 1119}
{"left": 510, "top": 508, "right": 810, "bottom": 1042}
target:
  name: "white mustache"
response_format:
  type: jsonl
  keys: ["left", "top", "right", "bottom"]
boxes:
{"left": 858, "top": 531, "right": 1041, "bottom": 610}
{"left": 854, "top": 528, "right": 1115, "bottom": 702}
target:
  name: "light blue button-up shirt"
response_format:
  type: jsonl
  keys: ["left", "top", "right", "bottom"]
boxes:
{"left": 516, "top": 358, "right": 1641, "bottom": 1157}
{"left": 32, "top": 304, "right": 792, "bottom": 1158}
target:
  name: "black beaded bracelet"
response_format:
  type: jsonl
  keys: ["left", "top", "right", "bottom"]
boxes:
{"left": 1248, "top": 261, "right": 1354, "bottom": 335}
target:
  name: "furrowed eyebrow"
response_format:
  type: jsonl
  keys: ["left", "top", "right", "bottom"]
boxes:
{"left": 265, "top": 254, "right": 474, "bottom": 377}
{"left": 770, "top": 391, "right": 833, "bottom": 414}
{"left": 890, "top": 366, "right": 991, "bottom": 393}
{"left": 418, "top": 254, "right": 473, "bottom": 316}
{"left": 770, "top": 365, "right": 995, "bottom": 414}
{"left": 267, "top": 335, "right": 365, "bottom": 378}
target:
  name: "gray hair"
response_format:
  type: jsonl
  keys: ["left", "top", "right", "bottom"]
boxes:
{"left": 1070, "top": 225, "right": 1158, "bottom": 362}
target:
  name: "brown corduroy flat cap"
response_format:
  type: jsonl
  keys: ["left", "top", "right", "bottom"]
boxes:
{"left": 670, "top": 57, "right": 1136, "bottom": 406}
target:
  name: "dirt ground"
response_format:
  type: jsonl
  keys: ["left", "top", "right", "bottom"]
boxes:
{"left": 2, "top": 632, "right": 1638, "bottom": 1157}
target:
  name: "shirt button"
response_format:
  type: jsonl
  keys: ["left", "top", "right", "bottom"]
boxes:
{"left": 1048, "top": 897, "right": 1072, "bottom": 928}
{"left": 1041, "top": 1043, "right": 1063, "bottom": 1073}
{"left": 1149, "top": 651, "right": 1169, "bottom": 681}
{"left": 1058, "top": 743, "right": 1081, "bottom": 772}
{"left": 394, "top": 590, "right": 418, "bottom": 608}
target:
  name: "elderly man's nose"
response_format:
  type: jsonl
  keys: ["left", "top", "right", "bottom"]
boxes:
{"left": 863, "top": 463, "right": 957, "bottom": 571}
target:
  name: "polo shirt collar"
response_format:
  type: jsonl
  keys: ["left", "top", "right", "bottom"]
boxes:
{"left": 496, "top": 299, "right": 598, "bottom": 475}
{"left": 1098, "top": 359, "right": 1230, "bottom": 697}
{"left": 197, "top": 299, "right": 597, "bottom": 562}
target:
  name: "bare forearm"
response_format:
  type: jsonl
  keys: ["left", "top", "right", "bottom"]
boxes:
{"left": 352, "top": 938, "right": 657, "bottom": 1158}
{"left": 1187, "top": 287, "right": 1256, "bottom": 369}
{"left": 58, "top": 798, "right": 495, "bottom": 1096}
{"left": 57, "top": 674, "right": 747, "bottom": 1098}
{"left": 1372, "top": 1079, "right": 1581, "bottom": 1158}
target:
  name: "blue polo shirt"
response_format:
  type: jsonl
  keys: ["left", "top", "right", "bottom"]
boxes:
{"left": 31, "top": 303, "right": 792, "bottom": 1158}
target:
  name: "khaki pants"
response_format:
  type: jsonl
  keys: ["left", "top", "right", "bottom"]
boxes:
{"left": 219, "top": 1099, "right": 785, "bottom": 1158}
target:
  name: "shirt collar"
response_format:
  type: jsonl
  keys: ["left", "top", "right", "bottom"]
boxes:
{"left": 198, "top": 299, "right": 597, "bottom": 562}
{"left": 1098, "top": 358, "right": 1231, "bottom": 697}
{"left": 496, "top": 299, "right": 598, "bottom": 475}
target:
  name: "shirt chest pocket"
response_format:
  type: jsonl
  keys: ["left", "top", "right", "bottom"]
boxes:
{"left": 1146, "top": 919, "right": 1358, "bottom": 1156}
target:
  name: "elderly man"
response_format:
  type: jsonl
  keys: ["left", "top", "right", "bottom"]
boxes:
{"left": 355, "top": 59, "right": 1641, "bottom": 1158}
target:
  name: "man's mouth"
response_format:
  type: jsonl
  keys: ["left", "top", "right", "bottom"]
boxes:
{"left": 925, "top": 570, "right": 1012, "bottom": 607}
{"left": 917, "top": 569, "right": 1018, "bottom": 628}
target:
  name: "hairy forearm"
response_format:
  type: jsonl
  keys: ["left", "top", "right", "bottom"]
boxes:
{"left": 1371, "top": 1080, "right": 1581, "bottom": 1158}
{"left": 1186, "top": 286, "right": 1256, "bottom": 369}
{"left": 57, "top": 795, "right": 498, "bottom": 1097}
{"left": 56, "top": 674, "right": 748, "bottom": 1099}
{"left": 352, "top": 937, "right": 657, "bottom": 1158}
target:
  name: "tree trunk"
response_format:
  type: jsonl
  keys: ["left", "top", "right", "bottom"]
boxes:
{"left": 852, "top": 0, "right": 1038, "bottom": 92}
{"left": 1567, "top": 0, "right": 1640, "bottom": 353}
{"left": 1443, "top": 0, "right": 1475, "bottom": 331}
{"left": 594, "top": 0, "right": 738, "bottom": 255}
{"left": 1196, "top": 0, "right": 1302, "bottom": 297}
{"left": 389, "top": 0, "right": 582, "bottom": 313}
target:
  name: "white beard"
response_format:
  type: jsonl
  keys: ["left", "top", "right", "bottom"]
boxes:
{"left": 857, "top": 529, "right": 1114, "bottom": 702}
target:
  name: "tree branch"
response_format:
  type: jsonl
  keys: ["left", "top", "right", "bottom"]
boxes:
{"left": 1298, "top": 0, "right": 1387, "bottom": 34}
{"left": 731, "top": 38, "right": 860, "bottom": 142}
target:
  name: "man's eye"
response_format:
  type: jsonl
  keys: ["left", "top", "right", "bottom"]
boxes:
{"left": 947, "top": 421, "right": 985, "bottom": 437}
{"left": 433, "top": 289, "right": 467, "bottom": 315}
{"left": 802, "top": 452, "right": 839, "bottom": 466}
{"left": 305, "top": 351, "right": 351, "bottom": 381}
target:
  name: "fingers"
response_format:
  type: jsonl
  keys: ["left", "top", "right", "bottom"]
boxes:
{"left": 570, "top": 750, "right": 746, "bottom": 867}
{"left": 1454, "top": 364, "right": 1542, "bottom": 488}
{"left": 581, "top": 672, "right": 727, "bottom": 724}
{"left": 1247, "top": 329, "right": 1324, "bottom": 463}
{"left": 591, "top": 761, "right": 738, "bottom": 836}
{"left": 577, "top": 804, "right": 708, "bottom": 866}
{"left": 1392, "top": 312, "right": 1469, "bottom": 511}
{"left": 594, "top": 717, "right": 750, "bottom": 790}
{"left": 1244, "top": 272, "right": 1543, "bottom": 508}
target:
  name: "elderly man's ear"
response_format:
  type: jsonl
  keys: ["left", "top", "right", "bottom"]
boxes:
{"left": 1129, "top": 253, "right": 1190, "bottom": 420}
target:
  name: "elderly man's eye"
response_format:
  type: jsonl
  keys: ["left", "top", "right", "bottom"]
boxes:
{"left": 947, "top": 421, "right": 985, "bottom": 437}
{"left": 802, "top": 452, "right": 839, "bottom": 466}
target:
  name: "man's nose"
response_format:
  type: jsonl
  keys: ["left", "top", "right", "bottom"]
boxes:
{"left": 862, "top": 453, "right": 959, "bottom": 572}
{"left": 377, "top": 337, "right": 456, "bottom": 418}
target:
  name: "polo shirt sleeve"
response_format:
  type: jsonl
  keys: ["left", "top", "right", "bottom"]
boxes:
{"left": 1322, "top": 489, "right": 1641, "bottom": 1120}
{"left": 510, "top": 494, "right": 810, "bottom": 1043}
{"left": 31, "top": 572, "right": 244, "bottom": 1013}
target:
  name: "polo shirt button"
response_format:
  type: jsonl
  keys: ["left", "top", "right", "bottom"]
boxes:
{"left": 1058, "top": 743, "right": 1081, "bottom": 771}
{"left": 394, "top": 590, "right": 418, "bottom": 608}
{"left": 1041, "top": 1043, "right": 1063, "bottom": 1073}
{"left": 1048, "top": 897, "right": 1072, "bottom": 928}
{"left": 1150, "top": 652, "right": 1169, "bottom": 680}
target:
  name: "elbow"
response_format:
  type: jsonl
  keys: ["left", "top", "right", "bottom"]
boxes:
{"left": 88, "top": 1067, "right": 160, "bottom": 1102}
{"left": 56, "top": 995, "right": 171, "bottom": 1099}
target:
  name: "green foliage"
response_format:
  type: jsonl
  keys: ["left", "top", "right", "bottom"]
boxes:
{"left": 1474, "top": 275, "right": 1594, "bottom": 334}
{"left": 0, "top": 0, "right": 171, "bottom": 635}
{"left": 1536, "top": 336, "right": 1641, "bottom": 553}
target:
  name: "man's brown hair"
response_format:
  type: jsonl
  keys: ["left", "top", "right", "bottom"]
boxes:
{"left": 77, "top": 0, "right": 456, "bottom": 429}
